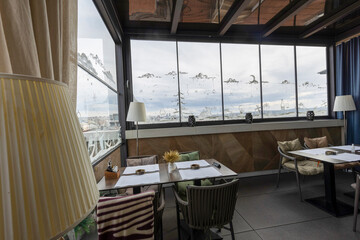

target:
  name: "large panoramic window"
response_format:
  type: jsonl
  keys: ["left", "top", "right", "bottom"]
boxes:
{"left": 77, "top": 0, "right": 120, "bottom": 163}
{"left": 130, "top": 40, "right": 329, "bottom": 126}
{"left": 261, "top": 45, "right": 296, "bottom": 118}
{"left": 178, "top": 42, "right": 222, "bottom": 121}
{"left": 296, "top": 46, "right": 328, "bottom": 116}
{"left": 131, "top": 40, "right": 179, "bottom": 123}
{"left": 222, "top": 44, "right": 261, "bottom": 119}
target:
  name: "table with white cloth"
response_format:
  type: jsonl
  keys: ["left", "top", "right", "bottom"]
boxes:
{"left": 97, "top": 159, "right": 238, "bottom": 194}
{"left": 289, "top": 145, "right": 360, "bottom": 217}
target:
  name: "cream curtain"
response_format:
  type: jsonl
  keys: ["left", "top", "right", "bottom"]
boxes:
{"left": 0, "top": 0, "right": 78, "bottom": 105}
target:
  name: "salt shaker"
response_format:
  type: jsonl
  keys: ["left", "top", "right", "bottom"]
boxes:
{"left": 351, "top": 144, "right": 355, "bottom": 153}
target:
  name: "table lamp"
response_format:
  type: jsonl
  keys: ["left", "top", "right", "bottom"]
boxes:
{"left": 333, "top": 95, "right": 356, "bottom": 144}
{"left": 126, "top": 102, "right": 146, "bottom": 156}
{"left": 0, "top": 74, "right": 99, "bottom": 239}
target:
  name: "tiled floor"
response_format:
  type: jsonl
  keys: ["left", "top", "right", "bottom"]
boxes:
{"left": 162, "top": 171, "right": 360, "bottom": 240}
{"left": 84, "top": 171, "right": 360, "bottom": 240}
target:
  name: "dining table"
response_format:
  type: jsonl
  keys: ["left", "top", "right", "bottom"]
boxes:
{"left": 289, "top": 145, "right": 360, "bottom": 217}
{"left": 97, "top": 158, "right": 238, "bottom": 193}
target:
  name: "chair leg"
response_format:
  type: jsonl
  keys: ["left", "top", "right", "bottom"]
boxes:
{"left": 190, "top": 228, "right": 195, "bottom": 240}
{"left": 295, "top": 171, "right": 303, "bottom": 201}
{"left": 230, "top": 221, "right": 235, "bottom": 240}
{"left": 276, "top": 160, "right": 282, "bottom": 188}
{"left": 176, "top": 203, "right": 181, "bottom": 240}
{"left": 353, "top": 175, "right": 360, "bottom": 232}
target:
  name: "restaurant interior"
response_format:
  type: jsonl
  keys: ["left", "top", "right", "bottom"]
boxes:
{"left": 1, "top": 0, "right": 360, "bottom": 239}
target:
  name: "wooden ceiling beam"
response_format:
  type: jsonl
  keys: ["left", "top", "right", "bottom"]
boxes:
{"left": 218, "top": 0, "right": 253, "bottom": 36}
{"left": 171, "top": 0, "right": 184, "bottom": 34}
{"left": 262, "top": 0, "right": 315, "bottom": 38}
{"left": 300, "top": 0, "right": 360, "bottom": 38}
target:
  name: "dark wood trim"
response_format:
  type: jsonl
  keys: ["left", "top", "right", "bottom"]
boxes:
{"left": 218, "top": 0, "right": 254, "bottom": 36}
{"left": 116, "top": 42, "right": 128, "bottom": 165}
{"left": 301, "top": 0, "right": 360, "bottom": 38}
{"left": 335, "top": 24, "right": 360, "bottom": 43}
{"left": 171, "top": 0, "right": 184, "bottom": 34}
{"left": 262, "top": 0, "right": 315, "bottom": 38}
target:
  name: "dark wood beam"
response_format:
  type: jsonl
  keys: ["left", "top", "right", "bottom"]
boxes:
{"left": 300, "top": 0, "right": 360, "bottom": 38}
{"left": 218, "top": 0, "right": 253, "bottom": 36}
{"left": 171, "top": 0, "right": 184, "bottom": 34}
{"left": 262, "top": 0, "right": 315, "bottom": 38}
{"left": 335, "top": 24, "right": 360, "bottom": 43}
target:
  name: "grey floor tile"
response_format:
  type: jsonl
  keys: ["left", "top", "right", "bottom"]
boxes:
{"left": 211, "top": 210, "right": 252, "bottom": 237}
{"left": 163, "top": 206, "right": 179, "bottom": 240}
{"left": 236, "top": 189, "right": 331, "bottom": 229}
{"left": 222, "top": 230, "right": 262, "bottom": 240}
{"left": 256, "top": 215, "right": 360, "bottom": 240}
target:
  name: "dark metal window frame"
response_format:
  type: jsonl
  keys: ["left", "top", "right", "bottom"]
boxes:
{"left": 127, "top": 37, "right": 331, "bottom": 130}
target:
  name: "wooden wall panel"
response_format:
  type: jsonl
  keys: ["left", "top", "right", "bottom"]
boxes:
{"left": 127, "top": 127, "right": 341, "bottom": 173}
{"left": 93, "top": 147, "right": 121, "bottom": 182}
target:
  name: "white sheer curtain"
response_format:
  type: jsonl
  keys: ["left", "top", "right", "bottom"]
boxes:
{"left": 0, "top": 0, "right": 78, "bottom": 105}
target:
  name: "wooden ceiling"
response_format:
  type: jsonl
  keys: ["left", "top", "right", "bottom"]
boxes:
{"left": 95, "top": 0, "right": 360, "bottom": 44}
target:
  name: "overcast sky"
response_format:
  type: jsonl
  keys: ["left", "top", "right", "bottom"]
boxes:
{"left": 131, "top": 40, "right": 328, "bottom": 122}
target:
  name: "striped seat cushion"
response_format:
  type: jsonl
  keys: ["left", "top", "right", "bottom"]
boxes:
{"left": 97, "top": 191, "right": 155, "bottom": 240}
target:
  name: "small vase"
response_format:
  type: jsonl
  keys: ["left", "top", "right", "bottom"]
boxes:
{"left": 188, "top": 115, "right": 196, "bottom": 127}
{"left": 168, "top": 162, "right": 177, "bottom": 173}
{"left": 245, "top": 113, "right": 253, "bottom": 124}
{"left": 306, "top": 111, "right": 315, "bottom": 121}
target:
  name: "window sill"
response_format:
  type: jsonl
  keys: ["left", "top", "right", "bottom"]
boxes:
{"left": 125, "top": 119, "right": 343, "bottom": 139}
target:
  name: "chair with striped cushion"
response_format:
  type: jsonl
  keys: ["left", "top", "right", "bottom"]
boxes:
{"left": 97, "top": 191, "right": 155, "bottom": 240}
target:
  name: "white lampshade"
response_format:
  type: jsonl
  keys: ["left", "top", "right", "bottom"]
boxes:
{"left": 126, "top": 102, "right": 146, "bottom": 122}
{"left": 333, "top": 95, "right": 356, "bottom": 112}
{"left": 0, "top": 74, "right": 99, "bottom": 239}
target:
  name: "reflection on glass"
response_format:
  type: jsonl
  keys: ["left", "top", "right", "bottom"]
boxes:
{"left": 131, "top": 40, "right": 179, "bottom": 123}
{"left": 222, "top": 44, "right": 261, "bottom": 119}
{"left": 259, "top": 0, "right": 290, "bottom": 25}
{"left": 178, "top": 42, "right": 222, "bottom": 121}
{"left": 181, "top": 0, "right": 219, "bottom": 23}
{"left": 295, "top": 0, "right": 325, "bottom": 26}
{"left": 76, "top": 67, "right": 120, "bottom": 162}
{"left": 296, "top": 46, "right": 328, "bottom": 116}
{"left": 261, "top": 45, "right": 296, "bottom": 118}
{"left": 78, "top": 0, "right": 117, "bottom": 89}
{"left": 235, "top": 0, "right": 259, "bottom": 25}
{"left": 129, "top": 0, "right": 172, "bottom": 22}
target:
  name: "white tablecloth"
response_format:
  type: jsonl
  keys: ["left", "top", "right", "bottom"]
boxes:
{"left": 115, "top": 172, "right": 160, "bottom": 188}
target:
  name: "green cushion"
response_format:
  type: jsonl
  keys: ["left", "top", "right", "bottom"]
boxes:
{"left": 188, "top": 151, "right": 200, "bottom": 160}
{"left": 179, "top": 154, "right": 190, "bottom": 162}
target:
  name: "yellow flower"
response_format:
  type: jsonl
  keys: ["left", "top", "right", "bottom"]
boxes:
{"left": 163, "top": 150, "right": 180, "bottom": 163}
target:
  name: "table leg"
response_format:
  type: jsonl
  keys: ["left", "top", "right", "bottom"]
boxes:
{"left": 305, "top": 162, "right": 353, "bottom": 217}
{"left": 133, "top": 186, "right": 141, "bottom": 194}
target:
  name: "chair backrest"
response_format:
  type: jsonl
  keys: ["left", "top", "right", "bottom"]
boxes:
{"left": 126, "top": 155, "right": 158, "bottom": 166}
{"left": 97, "top": 191, "right": 155, "bottom": 240}
{"left": 185, "top": 179, "right": 239, "bottom": 229}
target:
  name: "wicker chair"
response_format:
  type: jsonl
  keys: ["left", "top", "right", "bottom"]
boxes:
{"left": 173, "top": 179, "right": 239, "bottom": 240}
{"left": 277, "top": 146, "right": 323, "bottom": 201}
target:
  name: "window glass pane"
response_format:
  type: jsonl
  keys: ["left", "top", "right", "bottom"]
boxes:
{"left": 222, "top": 44, "right": 261, "bottom": 119}
{"left": 131, "top": 40, "right": 179, "bottom": 123}
{"left": 297, "top": 46, "right": 328, "bottom": 116}
{"left": 178, "top": 42, "right": 222, "bottom": 121}
{"left": 76, "top": 67, "right": 120, "bottom": 163}
{"left": 78, "top": 0, "right": 117, "bottom": 89}
{"left": 261, "top": 45, "right": 296, "bottom": 118}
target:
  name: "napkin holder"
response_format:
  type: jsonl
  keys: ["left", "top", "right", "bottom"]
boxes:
{"left": 105, "top": 170, "right": 120, "bottom": 179}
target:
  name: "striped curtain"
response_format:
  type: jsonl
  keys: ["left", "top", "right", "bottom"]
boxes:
{"left": 97, "top": 191, "right": 155, "bottom": 240}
